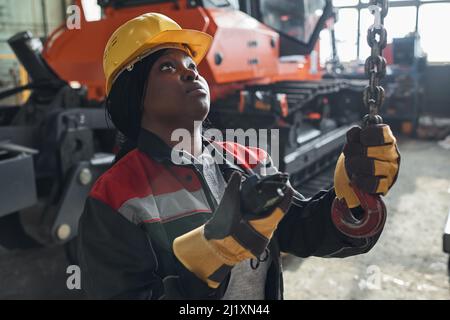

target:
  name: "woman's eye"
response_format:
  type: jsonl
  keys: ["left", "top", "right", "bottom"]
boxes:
{"left": 160, "top": 62, "right": 176, "bottom": 72}
{"left": 189, "top": 63, "right": 197, "bottom": 71}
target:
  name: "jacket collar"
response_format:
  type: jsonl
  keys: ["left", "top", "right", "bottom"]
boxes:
{"left": 137, "top": 128, "right": 245, "bottom": 175}
{"left": 137, "top": 128, "right": 174, "bottom": 163}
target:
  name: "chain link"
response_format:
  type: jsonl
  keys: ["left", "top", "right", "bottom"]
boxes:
{"left": 363, "top": 0, "right": 389, "bottom": 125}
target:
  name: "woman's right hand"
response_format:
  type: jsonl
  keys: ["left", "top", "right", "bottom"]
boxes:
{"left": 173, "top": 172, "right": 293, "bottom": 288}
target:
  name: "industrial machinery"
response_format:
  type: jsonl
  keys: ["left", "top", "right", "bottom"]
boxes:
{"left": 0, "top": 0, "right": 367, "bottom": 261}
{"left": 382, "top": 34, "right": 427, "bottom": 134}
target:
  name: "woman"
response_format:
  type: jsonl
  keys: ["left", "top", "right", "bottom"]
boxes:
{"left": 78, "top": 13, "right": 400, "bottom": 300}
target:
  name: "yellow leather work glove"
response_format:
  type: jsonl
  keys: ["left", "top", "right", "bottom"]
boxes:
{"left": 334, "top": 124, "right": 400, "bottom": 208}
{"left": 173, "top": 172, "right": 293, "bottom": 288}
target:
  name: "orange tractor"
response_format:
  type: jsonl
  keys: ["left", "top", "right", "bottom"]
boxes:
{"left": 0, "top": 0, "right": 365, "bottom": 257}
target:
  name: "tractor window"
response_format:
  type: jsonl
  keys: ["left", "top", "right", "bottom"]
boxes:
{"left": 226, "top": 0, "right": 239, "bottom": 9}
{"left": 98, "top": 0, "right": 181, "bottom": 8}
{"left": 203, "top": 0, "right": 232, "bottom": 7}
{"left": 259, "top": 0, "right": 326, "bottom": 44}
{"left": 82, "top": 0, "right": 102, "bottom": 21}
{"left": 98, "top": 0, "right": 237, "bottom": 9}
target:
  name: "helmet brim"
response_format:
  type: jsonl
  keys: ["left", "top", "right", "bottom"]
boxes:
{"left": 147, "top": 29, "right": 213, "bottom": 65}
{"left": 106, "top": 29, "right": 212, "bottom": 95}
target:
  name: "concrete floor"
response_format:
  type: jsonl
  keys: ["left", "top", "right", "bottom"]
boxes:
{"left": 283, "top": 137, "right": 450, "bottom": 300}
{"left": 0, "top": 245, "right": 84, "bottom": 299}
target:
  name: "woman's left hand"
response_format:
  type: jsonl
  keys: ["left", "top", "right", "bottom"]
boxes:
{"left": 334, "top": 124, "right": 401, "bottom": 208}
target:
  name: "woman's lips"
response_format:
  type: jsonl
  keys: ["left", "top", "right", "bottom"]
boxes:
{"left": 187, "top": 88, "right": 208, "bottom": 96}
{"left": 186, "top": 82, "right": 208, "bottom": 96}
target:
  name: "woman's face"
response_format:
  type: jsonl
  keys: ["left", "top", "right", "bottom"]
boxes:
{"left": 142, "top": 49, "right": 210, "bottom": 131}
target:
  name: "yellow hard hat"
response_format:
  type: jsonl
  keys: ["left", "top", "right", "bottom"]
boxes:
{"left": 103, "top": 12, "right": 213, "bottom": 95}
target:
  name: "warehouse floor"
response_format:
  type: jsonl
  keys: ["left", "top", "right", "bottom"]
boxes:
{"left": 1, "top": 137, "right": 449, "bottom": 300}
{"left": 284, "top": 137, "right": 450, "bottom": 299}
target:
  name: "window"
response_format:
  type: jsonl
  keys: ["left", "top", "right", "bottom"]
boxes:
{"left": 227, "top": 0, "right": 240, "bottom": 9}
{"left": 81, "top": 0, "right": 101, "bottom": 21}
{"left": 331, "top": 0, "right": 450, "bottom": 63}
{"left": 359, "top": 6, "right": 417, "bottom": 60}
{"left": 332, "top": 0, "right": 358, "bottom": 7}
{"left": 203, "top": 0, "right": 232, "bottom": 7}
{"left": 418, "top": 3, "right": 450, "bottom": 62}
{"left": 384, "top": 6, "right": 417, "bottom": 42}
{"left": 259, "top": 0, "right": 327, "bottom": 44}
{"left": 319, "top": 28, "right": 333, "bottom": 67}
{"left": 334, "top": 8, "right": 358, "bottom": 61}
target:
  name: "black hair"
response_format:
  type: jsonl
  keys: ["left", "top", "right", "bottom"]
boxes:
{"left": 106, "top": 50, "right": 167, "bottom": 162}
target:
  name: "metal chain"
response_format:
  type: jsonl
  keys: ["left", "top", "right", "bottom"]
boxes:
{"left": 363, "top": 0, "right": 389, "bottom": 125}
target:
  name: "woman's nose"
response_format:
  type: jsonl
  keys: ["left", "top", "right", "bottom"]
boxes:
{"left": 181, "top": 67, "right": 198, "bottom": 82}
